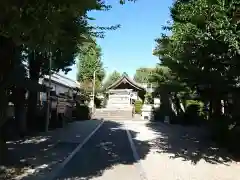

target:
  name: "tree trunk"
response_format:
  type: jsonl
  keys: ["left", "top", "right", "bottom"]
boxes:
{"left": 172, "top": 93, "right": 184, "bottom": 116}
{"left": 27, "top": 91, "right": 39, "bottom": 130}
{"left": 0, "top": 36, "right": 16, "bottom": 165}
{"left": 212, "top": 97, "right": 222, "bottom": 119}
{"left": 27, "top": 52, "right": 41, "bottom": 131}
{"left": 0, "top": 91, "right": 9, "bottom": 165}
{"left": 209, "top": 100, "right": 213, "bottom": 119}
{"left": 13, "top": 88, "right": 27, "bottom": 137}
{"left": 0, "top": 136, "right": 7, "bottom": 164}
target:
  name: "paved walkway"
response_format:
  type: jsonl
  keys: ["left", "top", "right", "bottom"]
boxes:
{"left": 5, "top": 120, "right": 102, "bottom": 180}
{"left": 56, "top": 120, "right": 240, "bottom": 180}
{"left": 55, "top": 120, "right": 143, "bottom": 180}
{"left": 5, "top": 120, "right": 240, "bottom": 180}
{"left": 125, "top": 121, "right": 240, "bottom": 180}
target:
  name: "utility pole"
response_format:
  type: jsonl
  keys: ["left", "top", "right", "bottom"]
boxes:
{"left": 45, "top": 51, "right": 52, "bottom": 132}
{"left": 92, "top": 70, "right": 96, "bottom": 113}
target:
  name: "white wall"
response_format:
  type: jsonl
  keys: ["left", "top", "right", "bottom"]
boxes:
{"left": 40, "top": 80, "right": 73, "bottom": 101}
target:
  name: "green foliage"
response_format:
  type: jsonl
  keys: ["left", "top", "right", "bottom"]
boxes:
{"left": 120, "top": 0, "right": 137, "bottom": 4}
{"left": 134, "top": 67, "right": 156, "bottom": 84}
{"left": 0, "top": 1, "right": 106, "bottom": 49}
{"left": 77, "top": 42, "right": 105, "bottom": 81}
{"left": 77, "top": 40, "right": 105, "bottom": 91}
{"left": 151, "top": 65, "right": 191, "bottom": 99}
{"left": 185, "top": 100, "right": 204, "bottom": 116}
{"left": 73, "top": 101, "right": 91, "bottom": 120}
{"left": 0, "top": 0, "right": 139, "bottom": 164}
{"left": 144, "top": 92, "right": 153, "bottom": 104}
{"left": 155, "top": 0, "right": 240, "bottom": 97}
{"left": 122, "top": 72, "right": 129, "bottom": 77}
{"left": 94, "top": 97, "right": 102, "bottom": 108}
{"left": 102, "top": 71, "right": 121, "bottom": 89}
{"left": 134, "top": 100, "right": 143, "bottom": 114}
{"left": 153, "top": 0, "right": 240, "bottom": 124}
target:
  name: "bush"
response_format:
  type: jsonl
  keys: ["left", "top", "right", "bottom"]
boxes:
{"left": 94, "top": 97, "right": 102, "bottom": 108}
{"left": 73, "top": 102, "right": 91, "bottom": 120}
{"left": 182, "top": 100, "right": 204, "bottom": 125}
{"left": 152, "top": 105, "right": 177, "bottom": 123}
{"left": 144, "top": 92, "right": 153, "bottom": 104}
{"left": 134, "top": 100, "right": 143, "bottom": 114}
{"left": 186, "top": 100, "right": 203, "bottom": 114}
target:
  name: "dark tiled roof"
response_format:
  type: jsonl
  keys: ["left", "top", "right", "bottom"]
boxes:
{"left": 107, "top": 74, "right": 145, "bottom": 91}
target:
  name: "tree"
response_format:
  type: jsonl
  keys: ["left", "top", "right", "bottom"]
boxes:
{"left": 153, "top": 0, "right": 240, "bottom": 124}
{"left": 150, "top": 65, "right": 191, "bottom": 115}
{"left": 0, "top": 0, "right": 138, "bottom": 165}
{"left": 122, "top": 72, "right": 129, "bottom": 77}
{"left": 102, "top": 71, "right": 121, "bottom": 89}
{"left": 134, "top": 67, "right": 156, "bottom": 84}
{"left": 0, "top": 0, "right": 109, "bottom": 164}
{"left": 77, "top": 41, "right": 105, "bottom": 92}
{"left": 25, "top": 14, "right": 90, "bottom": 130}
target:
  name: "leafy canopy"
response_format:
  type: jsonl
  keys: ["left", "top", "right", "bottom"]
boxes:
{"left": 154, "top": 0, "right": 240, "bottom": 100}
{"left": 77, "top": 40, "right": 105, "bottom": 91}
{"left": 102, "top": 70, "right": 121, "bottom": 89}
{"left": 134, "top": 67, "right": 156, "bottom": 84}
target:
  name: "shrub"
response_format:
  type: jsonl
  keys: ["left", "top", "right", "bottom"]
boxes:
{"left": 183, "top": 100, "right": 204, "bottom": 125}
{"left": 94, "top": 97, "right": 102, "bottom": 108}
{"left": 73, "top": 102, "right": 91, "bottom": 120}
{"left": 186, "top": 100, "right": 203, "bottom": 114}
{"left": 134, "top": 100, "right": 143, "bottom": 114}
{"left": 144, "top": 92, "right": 153, "bottom": 104}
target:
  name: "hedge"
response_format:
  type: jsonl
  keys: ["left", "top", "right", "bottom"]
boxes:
{"left": 134, "top": 100, "right": 143, "bottom": 114}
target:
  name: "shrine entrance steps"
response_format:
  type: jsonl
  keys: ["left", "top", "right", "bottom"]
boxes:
{"left": 92, "top": 108, "right": 134, "bottom": 120}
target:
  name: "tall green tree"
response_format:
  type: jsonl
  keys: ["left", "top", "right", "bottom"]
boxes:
{"left": 154, "top": 0, "right": 240, "bottom": 120}
{"left": 134, "top": 67, "right": 156, "bottom": 84}
{"left": 102, "top": 70, "right": 121, "bottom": 89}
{"left": 77, "top": 41, "right": 105, "bottom": 92}
{"left": 122, "top": 72, "right": 129, "bottom": 77}
{"left": 0, "top": 0, "right": 138, "bottom": 164}
{"left": 0, "top": 0, "right": 108, "bottom": 164}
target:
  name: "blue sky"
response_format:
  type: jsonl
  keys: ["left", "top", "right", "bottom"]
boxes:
{"left": 60, "top": 0, "right": 173, "bottom": 80}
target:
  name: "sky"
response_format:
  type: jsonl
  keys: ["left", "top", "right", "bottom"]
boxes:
{"left": 60, "top": 0, "right": 173, "bottom": 80}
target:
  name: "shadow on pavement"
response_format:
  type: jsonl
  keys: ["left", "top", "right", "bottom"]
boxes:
{"left": 146, "top": 122, "right": 239, "bottom": 165}
{"left": 56, "top": 120, "right": 150, "bottom": 180}
{"left": 1, "top": 120, "right": 100, "bottom": 180}
{"left": 1, "top": 137, "right": 64, "bottom": 180}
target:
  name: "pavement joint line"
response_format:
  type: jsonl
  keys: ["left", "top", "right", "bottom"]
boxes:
{"left": 44, "top": 120, "right": 105, "bottom": 180}
{"left": 125, "top": 124, "right": 148, "bottom": 180}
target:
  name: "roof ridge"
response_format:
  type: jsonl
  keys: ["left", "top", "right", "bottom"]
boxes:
{"left": 54, "top": 73, "right": 76, "bottom": 83}
{"left": 107, "top": 74, "right": 145, "bottom": 91}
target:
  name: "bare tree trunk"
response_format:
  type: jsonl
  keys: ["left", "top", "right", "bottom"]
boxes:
{"left": 209, "top": 100, "right": 213, "bottom": 119}
{"left": 0, "top": 137, "right": 7, "bottom": 164}
{"left": 0, "top": 91, "right": 8, "bottom": 165}
{"left": 212, "top": 97, "right": 222, "bottom": 119}
{"left": 172, "top": 93, "right": 184, "bottom": 116}
{"left": 27, "top": 52, "right": 41, "bottom": 131}
{"left": 0, "top": 36, "right": 16, "bottom": 164}
{"left": 13, "top": 88, "right": 27, "bottom": 136}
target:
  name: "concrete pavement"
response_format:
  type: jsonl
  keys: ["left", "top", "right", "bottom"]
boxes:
{"left": 125, "top": 121, "right": 240, "bottom": 180}
{"left": 55, "top": 120, "right": 146, "bottom": 180}
{"left": 9, "top": 120, "right": 103, "bottom": 180}
{"left": 11, "top": 120, "right": 240, "bottom": 180}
